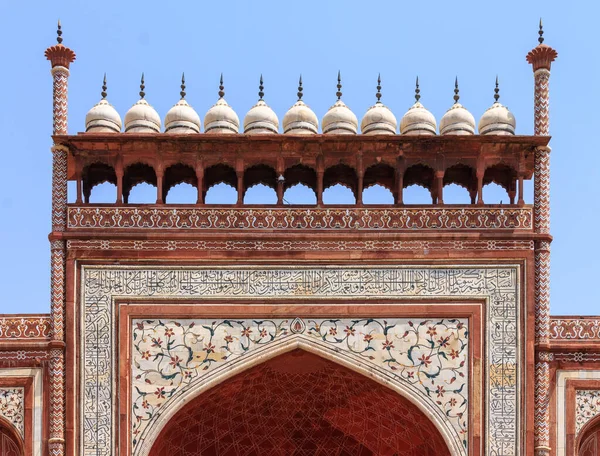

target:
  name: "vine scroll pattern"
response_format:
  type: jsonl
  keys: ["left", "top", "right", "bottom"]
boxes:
{"left": 131, "top": 317, "right": 468, "bottom": 454}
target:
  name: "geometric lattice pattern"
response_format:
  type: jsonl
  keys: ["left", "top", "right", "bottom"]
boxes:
{"left": 149, "top": 350, "right": 451, "bottom": 456}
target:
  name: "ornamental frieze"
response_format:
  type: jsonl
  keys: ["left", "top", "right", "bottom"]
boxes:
{"left": 0, "top": 316, "right": 52, "bottom": 340}
{"left": 68, "top": 206, "right": 533, "bottom": 231}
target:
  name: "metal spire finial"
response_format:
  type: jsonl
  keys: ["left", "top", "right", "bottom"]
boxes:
{"left": 494, "top": 75, "right": 500, "bottom": 102}
{"left": 538, "top": 18, "right": 544, "bottom": 44}
{"left": 453, "top": 77, "right": 460, "bottom": 104}
{"left": 101, "top": 73, "right": 107, "bottom": 100}
{"left": 218, "top": 73, "right": 225, "bottom": 98}
{"left": 336, "top": 71, "right": 342, "bottom": 100}
{"left": 376, "top": 73, "right": 382, "bottom": 102}
{"left": 297, "top": 75, "right": 303, "bottom": 101}
{"left": 139, "top": 73, "right": 145, "bottom": 99}
{"left": 180, "top": 73, "right": 186, "bottom": 99}
{"left": 415, "top": 76, "right": 421, "bottom": 102}
{"left": 258, "top": 74, "right": 264, "bottom": 100}
{"left": 57, "top": 20, "right": 63, "bottom": 44}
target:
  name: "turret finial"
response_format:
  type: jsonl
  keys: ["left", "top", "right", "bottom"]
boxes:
{"left": 139, "top": 73, "right": 145, "bottom": 99}
{"left": 297, "top": 75, "right": 303, "bottom": 101}
{"left": 57, "top": 19, "right": 63, "bottom": 44}
{"left": 258, "top": 74, "right": 264, "bottom": 100}
{"left": 415, "top": 76, "right": 421, "bottom": 102}
{"left": 218, "top": 73, "right": 225, "bottom": 98}
{"left": 538, "top": 18, "right": 544, "bottom": 44}
{"left": 453, "top": 77, "right": 460, "bottom": 104}
{"left": 101, "top": 73, "right": 107, "bottom": 99}
{"left": 336, "top": 71, "right": 342, "bottom": 100}
{"left": 376, "top": 73, "right": 382, "bottom": 102}
{"left": 494, "top": 75, "right": 500, "bottom": 102}
{"left": 180, "top": 72, "right": 186, "bottom": 99}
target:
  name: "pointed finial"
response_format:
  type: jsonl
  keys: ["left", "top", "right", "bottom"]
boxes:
{"left": 139, "top": 73, "right": 145, "bottom": 99}
{"left": 538, "top": 18, "right": 544, "bottom": 44}
{"left": 336, "top": 71, "right": 342, "bottom": 100}
{"left": 57, "top": 19, "right": 63, "bottom": 44}
{"left": 101, "top": 73, "right": 107, "bottom": 99}
{"left": 494, "top": 75, "right": 500, "bottom": 102}
{"left": 180, "top": 72, "right": 186, "bottom": 99}
{"left": 297, "top": 75, "right": 303, "bottom": 101}
{"left": 453, "top": 77, "right": 460, "bottom": 104}
{"left": 258, "top": 74, "right": 264, "bottom": 100}
{"left": 415, "top": 76, "right": 421, "bottom": 102}
{"left": 376, "top": 73, "right": 382, "bottom": 102}
{"left": 218, "top": 73, "right": 225, "bottom": 98}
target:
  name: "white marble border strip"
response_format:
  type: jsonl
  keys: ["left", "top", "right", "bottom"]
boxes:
{"left": 0, "top": 368, "right": 43, "bottom": 456}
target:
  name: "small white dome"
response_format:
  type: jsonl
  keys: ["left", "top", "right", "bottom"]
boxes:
{"left": 400, "top": 102, "right": 437, "bottom": 135}
{"left": 478, "top": 81, "right": 516, "bottom": 135}
{"left": 361, "top": 103, "right": 397, "bottom": 135}
{"left": 283, "top": 100, "right": 318, "bottom": 134}
{"left": 322, "top": 100, "right": 358, "bottom": 134}
{"left": 204, "top": 76, "right": 239, "bottom": 134}
{"left": 360, "top": 76, "right": 397, "bottom": 135}
{"left": 478, "top": 102, "right": 516, "bottom": 135}
{"left": 165, "top": 99, "right": 201, "bottom": 134}
{"left": 439, "top": 80, "right": 475, "bottom": 135}
{"left": 124, "top": 75, "right": 160, "bottom": 133}
{"left": 86, "top": 99, "right": 122, "bottom": 133}
{"left": 399, "top": 80, "right": 436, "bottom": 135}
{"left": 322, "top": 73, "right": 358, "bottom": 135}
{"left": 283, "top": 78, "right": 318, "bottom": 134}
{"left": 86, "top": 76, "right": 121, "bottom": 133}
{"left": 244, "top": 100, "right": 279, "bottom": 134}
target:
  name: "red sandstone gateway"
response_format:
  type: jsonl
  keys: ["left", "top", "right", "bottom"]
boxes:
{"left": 1, "top": 18, "right": 599, "bottom": 456}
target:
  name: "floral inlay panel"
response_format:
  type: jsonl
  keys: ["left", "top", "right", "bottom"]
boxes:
{"left": 576, "top": 390, "right": 600, "bottom": 435}
{"left": 0, "top": 388, "right": 24, "bottom": 437}
{"left": 81, "top": 266, "right": 520, "bottom": 456}
{"left": 132, "top": 317, "right": 468, "bottom": 453}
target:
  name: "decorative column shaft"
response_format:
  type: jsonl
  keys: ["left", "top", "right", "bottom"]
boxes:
{"left": 526, "top": 23, "right": 557, "bottom": 456}
{"left": 45, "top": 23, "right": 75, "bottom": 456}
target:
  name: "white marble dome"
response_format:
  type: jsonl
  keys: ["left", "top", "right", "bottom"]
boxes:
{"left": 439, "top": 80, "right": 475, "bottom": 135}
{"left": 283, "top": 77, "right": 318, "bottom": 134}
{"left": 400, "top": 102, "right": 437, "bottom": 135}
{"left": 399, "top": 80, "right": 436, "bottom": 135}
{"left": 478, "top": 80, "right": 516, "bottom": 135}
{"left": 322, "top": 73, "right": 358, "bottom": 135}
{"left": 204, "top": 75, "right": 239, "bottom": 134}
{"left": 124, "top": 75, "right": 160, "bottom": 133}
{"left": 165, "top": 99, "right": 201, "bottom": 134}
{"left": 322, "top": 99, "right": 358, "bottom": 134}
{"left": 86, "top": 75, "right": 121, "bottom": 133}
{"left": 86, "top": 99, "right": 122, "bottom": 133}
{"left": 243, "top": 77, "right": 279, "bottom": 134}
{"left": 164, "top": 75, "right": 201, "bottom": 134}
{"left": 360, "top": 76, "right": 397, "bottom": 135}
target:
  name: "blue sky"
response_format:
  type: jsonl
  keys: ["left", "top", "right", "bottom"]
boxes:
{"left": 0, "top": 0, "right": 596, "bottom": 315}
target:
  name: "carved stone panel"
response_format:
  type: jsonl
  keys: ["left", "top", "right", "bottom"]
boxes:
{"left": 80, "top": 265, "right": 521, "bottom": 456}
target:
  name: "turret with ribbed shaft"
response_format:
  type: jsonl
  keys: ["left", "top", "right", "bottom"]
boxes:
{"left": 45, "top": 21, "right": 75, "bottom": 456}
{"left": 527, "top": 19, "right": 557, "bottom": 456}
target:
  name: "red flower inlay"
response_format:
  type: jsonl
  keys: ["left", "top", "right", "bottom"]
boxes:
{"left": 344, "top": 326, "right": 355, "bottom": 336}
{"left": 419, "top": 354, "right": 432, "bottom": 366}
{"left": 426, "top": 326, "right": 437, "bottom": 337}
{"left": 382, "top": 339, "right": 394, "bottom": 350}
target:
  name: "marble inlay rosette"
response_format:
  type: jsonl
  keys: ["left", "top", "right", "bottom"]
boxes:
{"left": 576, "top": 390, "right": 600, "bottom": 435}
{"left": 0, "top": 387, "right": 24, "bottom": 437}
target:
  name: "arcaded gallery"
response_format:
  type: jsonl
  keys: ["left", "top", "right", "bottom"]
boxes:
{"left": 1, "top": 21, "right": 599, "bottom": 456}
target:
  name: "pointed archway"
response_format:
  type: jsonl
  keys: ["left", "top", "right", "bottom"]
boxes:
{"left": 149, "top": 350, "right": 451, "bottom": 456}
{"left": 0, "top": 418, "right": 23, "bottom": 456}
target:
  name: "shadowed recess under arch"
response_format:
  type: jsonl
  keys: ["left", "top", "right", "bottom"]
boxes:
{"left": 148, "top": 350, "right": 451, "bottom": 456}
